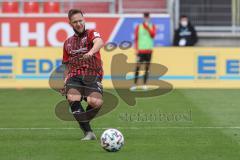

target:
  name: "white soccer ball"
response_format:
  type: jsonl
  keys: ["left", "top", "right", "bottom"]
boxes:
{"left": 100, "top": 128, "right": 124, "bottom": 152}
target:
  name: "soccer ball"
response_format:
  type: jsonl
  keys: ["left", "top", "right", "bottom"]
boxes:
{"left": 100, "top": 128, "right": 124, "bottom": 152}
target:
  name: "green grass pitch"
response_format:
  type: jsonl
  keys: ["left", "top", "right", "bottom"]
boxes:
{"left": 0, "top": 89, "right": 240, "bottom": 160}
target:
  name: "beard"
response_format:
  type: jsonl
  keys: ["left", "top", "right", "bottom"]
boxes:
{"left": 73, "top": 26, "right": 85, "bottom": 36}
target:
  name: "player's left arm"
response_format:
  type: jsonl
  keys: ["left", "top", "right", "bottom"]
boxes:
{"left": 147, "top": 25, "right": 156, "bottom": 38}
{"left": 83, "top": 31, "right": 104, "bottom": 59}
{"left": 150, "top": 25, "right": 156, "bottom": 38}
{"left": 90, "top": 37, "right": 104, "bottom": 54}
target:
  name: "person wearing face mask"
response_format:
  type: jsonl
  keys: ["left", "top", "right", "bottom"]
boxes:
{"left": 130, "top": 12, "right": 156, "bottom": 91}
{"left": 61, "top": 9, "right": 104, "bottom": 140}
{"left": 173, "top": 15, "right": 198, "bottom": 46}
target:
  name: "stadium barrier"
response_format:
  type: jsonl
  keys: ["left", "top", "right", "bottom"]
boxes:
{"left": 0, "top": 47, "right": 240, "bottom": 89}
{"left": 0, "top": 14, "right": 171, "bottom": 47}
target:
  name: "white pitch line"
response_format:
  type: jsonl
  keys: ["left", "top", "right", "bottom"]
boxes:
{"left": 0, "top": 126, "right": 240, "bottom": 130}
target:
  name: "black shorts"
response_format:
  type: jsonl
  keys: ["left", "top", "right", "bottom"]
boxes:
{"left": 137, "top": 54, "right": 152, "bottom": 63}
{"left": 65, "top": 75, "right": 103, "bottom": 98}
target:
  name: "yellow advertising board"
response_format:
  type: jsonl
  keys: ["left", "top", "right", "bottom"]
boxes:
{"left": 0, "top": 47, "right": 240, "bottom": 88}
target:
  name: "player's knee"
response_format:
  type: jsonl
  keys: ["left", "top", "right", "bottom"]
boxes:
{"left": 88, "top": 97, "right": 103, "bottom": 108}
{"left": 67, "top": 88, "right": 81, "bottom": 101}
{"left": 67, "top": 94, "right": 81, "bottom": 102}
{"left": 67, "top": 91, "right": 81, "bottom": 101}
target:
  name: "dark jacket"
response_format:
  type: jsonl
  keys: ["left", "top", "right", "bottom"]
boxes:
{"left": 173, "top": 23, "right": 198, "bottom": 46}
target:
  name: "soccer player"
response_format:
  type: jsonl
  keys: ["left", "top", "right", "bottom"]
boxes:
{"left": 130, "top": 12, "right": 156, "bottom": 91}
{"left": 62, "top": 9, "right": 104, "bottom": 140}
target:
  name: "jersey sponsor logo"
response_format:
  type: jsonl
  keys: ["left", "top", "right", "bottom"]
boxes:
{"left": 69, "top": 48, "right": 88, "bottom": 55}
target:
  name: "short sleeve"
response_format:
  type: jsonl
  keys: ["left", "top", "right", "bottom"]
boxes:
{"left": 62, "top": 42, "right": 69, "bottom": 64}
{"left": 88, "top": 30, "right": 101, "bottom": 42}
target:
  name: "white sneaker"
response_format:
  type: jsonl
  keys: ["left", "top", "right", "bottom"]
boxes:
{"left": 130, "top": 85, "right": 137, "bottom": 91}
{"left": 81, "top": 132, "right": 97, "bottom": 141}
{"left": 142, "top": 85, "right": 148, "bottom": 90}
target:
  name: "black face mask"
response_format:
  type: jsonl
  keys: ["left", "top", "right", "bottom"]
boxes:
{"left": 73, "top": 26, "right": 86, "bottom": 36}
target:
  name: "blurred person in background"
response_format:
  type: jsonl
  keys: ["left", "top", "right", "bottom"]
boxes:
{"left": 173, "top": 15, "right": 198, "bottom": 46}
{"left": 130, "top": 12, "right": 156, "bottom": 91}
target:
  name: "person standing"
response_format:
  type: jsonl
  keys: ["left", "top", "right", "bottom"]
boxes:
{"left": 131, "top": 12, "right": 156, "bottom": 91}
{"left": 173, "top": 15, "right": 198, "bottom": 46}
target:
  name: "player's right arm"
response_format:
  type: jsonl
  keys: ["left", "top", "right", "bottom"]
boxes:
{"left": 134, "top": 25, "right": 139, "bottom": 53}
{"left": 62, "top": 42, "right": 69, "bottom": 84}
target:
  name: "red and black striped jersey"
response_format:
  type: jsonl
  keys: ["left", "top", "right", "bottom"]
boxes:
{"left": 62, "top": 29, "right": 103, "bottom": 80}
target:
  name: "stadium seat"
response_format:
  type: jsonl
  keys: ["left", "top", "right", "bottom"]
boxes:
{"left": 122, "top": 0, "right": 166, "bottom": 13}
{"left": 2, "top": 2, "right": 19, "bottom": 13}
{"left": 24, "top": 2, "right": 39, "bottom": 13}
{"left": 62, "top": 2, "right": 109, "bottom": 13}
{"left": 43, "top": 2, "right": 60, "bottom": 13}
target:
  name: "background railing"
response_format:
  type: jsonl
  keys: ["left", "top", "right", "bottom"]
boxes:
{"left": 173, "top": 0, "right": 240, "bottom": 34}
